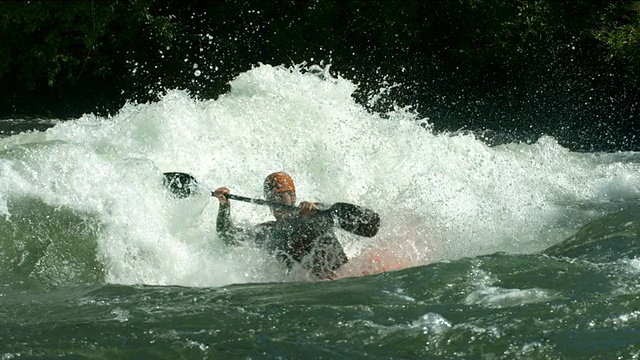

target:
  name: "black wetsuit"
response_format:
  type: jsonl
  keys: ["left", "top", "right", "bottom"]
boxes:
{"left": 216, "top": 204, "right": 349, "bottom": 278}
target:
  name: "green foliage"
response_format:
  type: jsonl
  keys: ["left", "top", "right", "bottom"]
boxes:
{"left": 593, "top": 2, "right": 640, "bottom": 76}
{"left": 0, "top": 0, "right": 639, "bottom": 119}
{"left": 0, "top": 0, "right": 178, "bottom": 91}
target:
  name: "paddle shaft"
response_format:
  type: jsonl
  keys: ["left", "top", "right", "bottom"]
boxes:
{"left": 165, "top": 172, "right": 380, "bottom": 237}
{"left": 217, "top": 193, "right": 380, "bottom": 238}
{"left": 225, "top": 193, "right": 294, "bottom": 209}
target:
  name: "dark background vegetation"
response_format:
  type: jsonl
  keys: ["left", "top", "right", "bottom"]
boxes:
{"left": 1, "top": 0, "right": 639, "bottom": 151}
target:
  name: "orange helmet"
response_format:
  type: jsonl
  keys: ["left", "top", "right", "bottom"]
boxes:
{"left": 263, "top": 172, "right": 296, "bottom": 195}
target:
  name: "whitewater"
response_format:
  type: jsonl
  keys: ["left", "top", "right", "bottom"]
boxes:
{"left": 1, "top": 63, "right": 640, "bottom": 358}
{"left": 1, "top": 64, "right": 639, "bottom": 287}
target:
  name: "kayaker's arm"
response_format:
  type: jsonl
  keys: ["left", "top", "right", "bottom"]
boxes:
{"left": 300, "top": 201, "right": 380, "bottom": 238}
{"left": 213, "top": 186, "right": 255, "bottom": 246}
{"left": 216, "top": 203, "right": 241, "bottom": 245}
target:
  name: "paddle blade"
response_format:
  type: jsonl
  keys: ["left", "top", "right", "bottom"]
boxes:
{"left": 330, "top": 202, "right": 380, "bottom": 238}
{"left": 163, "top": 172, "right": 199, "bottom": 198}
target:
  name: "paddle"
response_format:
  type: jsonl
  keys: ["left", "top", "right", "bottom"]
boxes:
{"left": 163, "top": 172, "right": 380, "bottom": 238}
{"left": 162, "top": 172, "right": 199, "bottom": 198}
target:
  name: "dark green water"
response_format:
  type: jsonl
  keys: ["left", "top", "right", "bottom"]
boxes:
{"left": 3, "top": 205, "right": 640, "bottom": 358}
{"left": 1, "top": 66, "right": 640, "bottom": 359}
{"left": 2, "top": 257, "right": 639, "bottom": 358}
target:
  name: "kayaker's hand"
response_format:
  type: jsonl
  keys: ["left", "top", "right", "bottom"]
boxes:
{"left": 212, "top": 187, "right": 230, "bottom": 205}
{"left": 298, "top": 201, "right": 320, "bottom": 216}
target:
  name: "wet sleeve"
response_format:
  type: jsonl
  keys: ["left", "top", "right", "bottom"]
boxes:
{"left": 216, "top": 203, "right": 250, "bottom": 246}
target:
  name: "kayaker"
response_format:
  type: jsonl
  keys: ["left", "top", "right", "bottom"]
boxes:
{"left": 212, "top": 172, "right": 349, "bottom": 279}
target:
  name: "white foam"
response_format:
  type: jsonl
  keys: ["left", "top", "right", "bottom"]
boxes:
{"left": 1, "top": 63, "right": 640, "bottom": 286}
{"left": 464, "top": 286, "right": 557, "bottom": 308}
